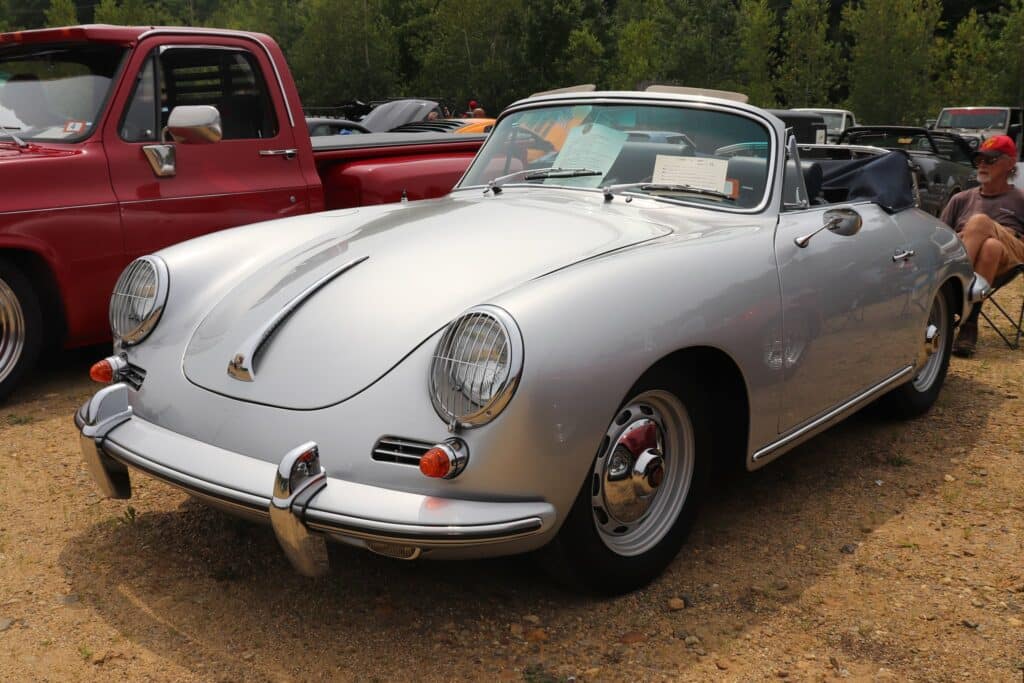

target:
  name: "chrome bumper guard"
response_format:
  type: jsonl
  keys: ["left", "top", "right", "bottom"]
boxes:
{"left": 76, "top": 384, "right": 553, "bottom": 576}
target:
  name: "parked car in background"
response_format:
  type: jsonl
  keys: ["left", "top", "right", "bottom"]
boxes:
{"left": 0, "top": 25, "right": 485, "bottom": 400}
{"left": 388, "top": 117, "right": 495, "bottom": 134}
{"left": 931, "top": 106, "right": 1023, "bottom": 150}
{"left": 793, "top": 108, "right": 858, "bottom": 143}
{"left": 78, "top": 91, "right": 978, "bottom": 594}
{"left": 357, "top": 98, "right": 446, "bottom": 132}
{"left": 768, "top": 109, "right": 827, "bottom": 144}
{"left": 838, "top": 126, "right": 977, "bottom": 216}
{"left": 306, "top": 116, "right": 370, "bottom": 136}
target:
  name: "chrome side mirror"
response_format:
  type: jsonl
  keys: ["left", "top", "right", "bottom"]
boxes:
{"left": 794, "top": 206, "right": 863, "bottom": 248}
{"left": 164, "top": 105, "right": 222, "bottom": 144}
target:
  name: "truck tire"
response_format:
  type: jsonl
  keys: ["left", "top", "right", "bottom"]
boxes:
{"left": 541, "top": 379, "right": 711, "bottom": 595}
{"left": 0, "top": 258, "right": 43, "bottom": 403}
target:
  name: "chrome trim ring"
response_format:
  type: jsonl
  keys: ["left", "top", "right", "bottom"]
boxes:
{"left": 591, "top": 390, "right": 695, "bottom": 557}
{"left": 0, "top": 276, "right": 26, "bottom": 385}
{"left": 429, "top": 305, "right": 524, "bottom": 429}
{"left": 912, "top": 290, "right": 949, "bottom": 392}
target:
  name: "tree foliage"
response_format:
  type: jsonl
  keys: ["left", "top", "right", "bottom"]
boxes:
{"left": 735, "top": 0, "right": 779, "bottom": 107}
{"left": 44, "top": 0, "right": 77, "bottom": 27}
{"left": 777, "top": 0, "right": 835, "bottom": 108}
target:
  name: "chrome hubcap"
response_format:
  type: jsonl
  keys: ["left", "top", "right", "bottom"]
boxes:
{"left": 913, "top": 294, "right": 947, "bottom": 392}
{"left": 0, "top": 277, "right": 26, "bottom": 385}
{"left": 591, "top": 390, "right": 695, "bottom": 557}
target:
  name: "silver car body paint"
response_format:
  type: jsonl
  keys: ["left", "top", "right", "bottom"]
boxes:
{"left": 77, "top": 91, "right": 974, "bottom": 561}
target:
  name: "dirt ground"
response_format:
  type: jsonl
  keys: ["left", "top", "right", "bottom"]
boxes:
{"left": 1, "top": 294, "right": 1022, "bottom": 682}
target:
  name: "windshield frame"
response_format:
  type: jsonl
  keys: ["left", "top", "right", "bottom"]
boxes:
{"left": 454, "top": 95, "right": 780, "bottom": 215}
{"left": 0, "top": 42, "right": 130, "bottom": 145}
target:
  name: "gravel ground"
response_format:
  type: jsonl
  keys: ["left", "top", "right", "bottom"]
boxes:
{"left": 0, "top": 291, "right": 1022, "bottom": 682}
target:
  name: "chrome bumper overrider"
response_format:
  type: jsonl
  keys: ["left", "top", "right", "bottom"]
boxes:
{"left": 76, "top": 383, "right": 556, "bottom": 576}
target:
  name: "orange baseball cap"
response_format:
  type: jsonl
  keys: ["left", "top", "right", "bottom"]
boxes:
{"left": 976, "top": 134, "right": 1017, "bottom": 159}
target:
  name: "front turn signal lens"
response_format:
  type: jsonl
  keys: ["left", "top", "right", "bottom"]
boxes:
{"left": 90, "top": 359, "right": 114, "bottom": 383}
{"left": 418, "top": 439, "right": 469, "bottom": 479}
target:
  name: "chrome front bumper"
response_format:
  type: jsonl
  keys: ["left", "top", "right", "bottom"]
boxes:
{"left": 76, "top": 383, "right": 557, "bottom": 574}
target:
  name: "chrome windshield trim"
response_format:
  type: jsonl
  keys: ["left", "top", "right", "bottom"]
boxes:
{"left": 752, "top": 365, "right": 915, "bottom": 462}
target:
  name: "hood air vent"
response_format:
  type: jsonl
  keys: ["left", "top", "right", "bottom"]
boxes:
{"left": 371, "top": 436, "right": 434, "bottom": 466}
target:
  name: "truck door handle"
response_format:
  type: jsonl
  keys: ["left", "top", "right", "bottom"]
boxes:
{"left": 259, "top": 148, "right": 297, "bottom": 159}
{"left": 892, "top": 248, "right": 915, "bottom": 262}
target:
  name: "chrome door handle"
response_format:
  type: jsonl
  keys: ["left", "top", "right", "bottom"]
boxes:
{"left": 892, "top": 248, "right": 915, "bottom": 262}
{"left": 259, "top": 148, "right": 297, "bottom": 159}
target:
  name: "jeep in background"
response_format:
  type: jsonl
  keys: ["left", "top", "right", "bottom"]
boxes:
{"left": 931, "top": 106, "right": 1023, "bottom": 151}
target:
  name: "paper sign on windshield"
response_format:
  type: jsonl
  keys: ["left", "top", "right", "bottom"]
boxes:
{"left": 652, "top": 155, "right": 729, "bottom": 193}
{"left": 548, "top": 123, "right": 628, "bottom": 186}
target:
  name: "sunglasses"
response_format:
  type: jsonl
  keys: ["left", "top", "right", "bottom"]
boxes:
{"left": 975, "top": 155, "right": 1006, "bottom": 166}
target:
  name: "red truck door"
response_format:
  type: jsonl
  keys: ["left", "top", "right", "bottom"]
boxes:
{"left": 103, "top": 38, "right": 309, "bottom": 257}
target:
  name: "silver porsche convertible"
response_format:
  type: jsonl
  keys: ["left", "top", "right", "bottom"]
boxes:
{"left": 77, "top": 90, "right": 986, "bottom": 594}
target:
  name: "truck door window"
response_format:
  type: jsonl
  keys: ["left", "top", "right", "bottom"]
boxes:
{"left": 158, "top": 47, "right": 278, "bottom": 140}
{"left": 120, "top": 56, "right": 158, "bottom": 142}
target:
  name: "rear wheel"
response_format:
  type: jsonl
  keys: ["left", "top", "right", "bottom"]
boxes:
{"left": 878, "top": 286, "right": 953, "bottom": 418}
{"left": 543, "top": 380, "right": 710, "bottom": 594}
{"left": 0, "top": 259, "right": 43, "bottom": 403}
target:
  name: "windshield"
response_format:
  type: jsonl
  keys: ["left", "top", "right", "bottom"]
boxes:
{"left": 459, "top": 102, "right": 773, "bottom": 209}
{"left": 844, "top": 130, "right": 934, "bottom": 153}
{"left": 936, "top": 108, "right": 1007, "bottom": 131}
{"left": 819, "top": 112, "right": 844, "bottom": 133}
{"left": 0, "top": 43, "right": 125, "bottom": 143}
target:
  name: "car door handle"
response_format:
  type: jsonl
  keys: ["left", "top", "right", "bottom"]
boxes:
{"left": 259, "top": 148, "right": 297, "bottom": 159}
{"left": 892, "top": 248, "right": 915, "bottom": 262}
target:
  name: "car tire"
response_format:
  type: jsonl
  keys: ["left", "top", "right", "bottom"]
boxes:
{"left": 0, "top": 258, "right": 43, "bottom": 403}
{"left": 541, "top": 378, "right": 711, "bottom": 595}
{"left": 877, "top": 286, "right": 953, "bottom": 419}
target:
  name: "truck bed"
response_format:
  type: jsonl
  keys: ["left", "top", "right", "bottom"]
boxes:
{"left": 311, "top": 131, "right": 487, "bottom": 160}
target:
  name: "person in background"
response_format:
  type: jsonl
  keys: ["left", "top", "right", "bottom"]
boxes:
{"left": 465, "top": 99, "right": 479, "bottom": 117}
{"left": 940, "top": 135, "right": 1024, "bottom": 357}
{"left": 472, "top": 107, "right": 487, "bottom": 118}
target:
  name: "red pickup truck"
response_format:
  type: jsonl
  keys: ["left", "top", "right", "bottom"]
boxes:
{"left": 0, "top": 25, "right": 484, "bottom": 399}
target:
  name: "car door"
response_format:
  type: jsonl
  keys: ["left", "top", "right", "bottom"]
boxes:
{"left": 104, "top": 39, "right": 309, "bottom": 258}
{"left": 774, "top": 157, "right": 916, "bottom": 434}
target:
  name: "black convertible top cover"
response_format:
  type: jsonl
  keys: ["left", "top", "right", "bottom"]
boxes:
{"left": 820, "top": 150, "right": 916, "bottom": 213}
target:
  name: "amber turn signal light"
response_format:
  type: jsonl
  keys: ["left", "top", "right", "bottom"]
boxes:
{"left": 418, "top": 439, "right": 469, "bottom": 479}
{"left": 90, "top": 359, "right": 114, "bottom": 383}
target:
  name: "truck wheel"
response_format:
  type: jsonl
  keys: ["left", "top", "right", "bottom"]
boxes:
{"left": 542, "top": 381, "right": 711, "bottom": 594}
{"left": 0, "top": 258, "right": 43, "bottom": 403}
{"left": 878, "top": 286, "right": 953, "bottom": 418}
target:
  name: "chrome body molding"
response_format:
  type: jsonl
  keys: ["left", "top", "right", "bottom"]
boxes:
{"left": 751, "top": 365, "right": 914, "bottom": 465}
{"left": 76, "top": 400, "right": 557, "bottom": 564}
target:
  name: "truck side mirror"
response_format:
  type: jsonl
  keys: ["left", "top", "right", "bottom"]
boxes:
{"left": 165, "top": 105, "right": 222, "bottom": 144}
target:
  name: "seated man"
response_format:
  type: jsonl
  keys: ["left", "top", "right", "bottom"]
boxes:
{"left": 940, "top": 135, "right": 1024, "bottom": 356}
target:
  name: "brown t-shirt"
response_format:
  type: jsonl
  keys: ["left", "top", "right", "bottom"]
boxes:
{"left": 940, "top": 186, "right": 1024, "bottom": 239}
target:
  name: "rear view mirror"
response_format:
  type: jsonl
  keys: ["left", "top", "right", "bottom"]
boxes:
{"left": 165, "top": 105, "right": 222, "bottom": 144}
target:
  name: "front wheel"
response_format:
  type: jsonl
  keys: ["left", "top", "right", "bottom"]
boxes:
{"left": 0, "top": 259, "right": 43, "bottom": 403}
{"left": 542, "top": 381, "right": 711, "bottom": 594}
{"left": 877, "top": 287, "right": 953, "bottom": 418}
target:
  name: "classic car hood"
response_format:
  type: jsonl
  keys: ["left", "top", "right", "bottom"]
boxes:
{"left": 182, "top": 193, "right": 671, "bottom": 409}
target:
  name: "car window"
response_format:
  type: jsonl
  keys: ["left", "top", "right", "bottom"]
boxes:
{"left": 121, "top": 47, "right": 278, "bottom": 142}
{"left": 459, "top": 102, "right": 773, "bottom": 210}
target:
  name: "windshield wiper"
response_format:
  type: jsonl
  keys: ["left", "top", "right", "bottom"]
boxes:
{"left": 485, "top": 167, "right": 602, "bottom": 195}
{"left": 602, "top": 182, "right": 734, "bottom": 202}
{"left": 0, "top": 128, "right": 28, "bottom": 149}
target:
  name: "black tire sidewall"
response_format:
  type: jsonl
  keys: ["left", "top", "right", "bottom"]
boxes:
{"left": 544, "top": 377, "right": 712, "bottom": 595}
{"left": 0, "top": 258, "right": 44, "bottom": 402}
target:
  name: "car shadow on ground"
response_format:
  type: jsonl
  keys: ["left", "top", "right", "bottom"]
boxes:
{"left": 58, "top": 372, "right": 1005, "bottom": 680}
{"left": 1, "top": 344, "right": 108, "bottom": 408}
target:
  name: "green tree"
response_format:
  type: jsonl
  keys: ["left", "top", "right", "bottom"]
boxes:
{"left": 996, "top": 0, "right": 1024, "bottom": 106}
{"left": 777, "top": 0, "right": 836, "bottom": 108}
{"left": 735, "top": 0, "right": 779, "bottom": 107}
{"left": 939, "top": 10, "right": 1000, "bottom": 106}
{"left": 44, "top": 0, "right": 76, "bottom": 27}
{"left": 94, "top": 0, "right": 179, "bottom": 25}
{"left": 843, "top": 0, "right": 944, "bottom": 124}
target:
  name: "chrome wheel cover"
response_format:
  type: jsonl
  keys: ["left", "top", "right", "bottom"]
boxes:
{"left": 591, "top": 390, "right": 695, "bottom": 557}
{"left": 0, "top": 277, "right": 26, "bottom": 385}
{"left": 912, "top": 291, "right": 948, "bottom": 392}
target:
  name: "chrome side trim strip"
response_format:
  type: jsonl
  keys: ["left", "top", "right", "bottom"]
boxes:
{"left": 228, "top": 255, "right": 369, "bottom": 381}
{"left": 752, "top": 365, "right": 915, "bottom": 462}
{"left": 137, "top": 28, "right": 295, "bottom": 127}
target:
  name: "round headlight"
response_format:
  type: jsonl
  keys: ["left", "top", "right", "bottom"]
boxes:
{"left": 429, "top": 306, "right": 523, "bottom": 428}
{"left": 109, "top": 256, "right": 169, "bottom": 345}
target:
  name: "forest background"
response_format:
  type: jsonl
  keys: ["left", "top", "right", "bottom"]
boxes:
{"left": 2, "top": 0, "right": 1023, "bottom": 126}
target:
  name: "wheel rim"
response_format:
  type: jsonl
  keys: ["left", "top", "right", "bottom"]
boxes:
{"left": 912, "top": 292, "right": 948, "bottom": 392}
{"left": 591, "top": 390, "right": 695, "bottom": 557}
{"left": 0, "top": 277, "right": 26, "bottom": 385}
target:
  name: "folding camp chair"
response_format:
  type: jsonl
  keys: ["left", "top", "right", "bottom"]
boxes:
{"left": 980, "top": 263, "right": 1024, "bottom": 349}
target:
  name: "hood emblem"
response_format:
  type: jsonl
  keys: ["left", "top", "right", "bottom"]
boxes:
{"left": 227, "top": 255, "right": 368, "bottom": 382}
